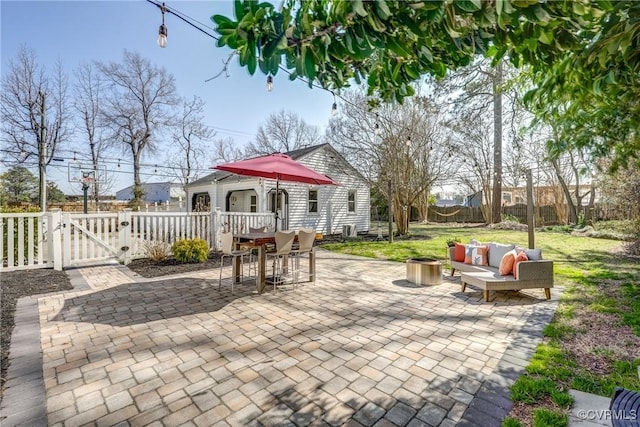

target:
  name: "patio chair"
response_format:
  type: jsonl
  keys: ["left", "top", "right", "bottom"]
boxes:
{"left": 219, "top": 232, "right": 255, "bottom": 293}
{"left": 291, "top": 228, "right": 316, "bottom": 286}
{"left": 240, "top": 226, "right": 269, "bottom": 252}
{"left": 266, "top": 230, "right": 296, "bottom": 292}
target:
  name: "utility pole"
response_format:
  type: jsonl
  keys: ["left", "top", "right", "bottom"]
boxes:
{"left": 388, "top": 180, "right": 393, "bottom": 244}
{"left": 491, "top": 60, "right": 503, "bottom": 224}
{"left": 38, "top": 91, "right": 47, "bottom": 212}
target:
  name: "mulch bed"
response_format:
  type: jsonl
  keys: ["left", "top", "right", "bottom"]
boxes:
{"left": 0, "top": 269, "right": 73, "bottom": 402}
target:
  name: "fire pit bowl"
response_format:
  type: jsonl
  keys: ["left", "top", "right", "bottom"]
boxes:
{"left": 406, "top": 258, "right": 443, "bottom": 286}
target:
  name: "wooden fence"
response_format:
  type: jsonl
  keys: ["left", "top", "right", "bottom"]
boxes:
{"left": 426, "top": 204, "right": 618, "bottom": 225}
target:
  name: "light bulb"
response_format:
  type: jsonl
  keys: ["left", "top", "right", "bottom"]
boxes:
{"left": 331, "top": 102, "right": 337, "bottom": 116}
{"left": 157, "top": 24, "right": 167, "bottom": 48}
{"left": 266, "top": 75, "right": 273, "bottom": 92}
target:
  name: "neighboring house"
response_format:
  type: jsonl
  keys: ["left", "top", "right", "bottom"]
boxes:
{"left": 116, "top": 182, "right": 186, "bottom": 204}
{"left": 186, "top": 143, "right": 370, "bottom": 235}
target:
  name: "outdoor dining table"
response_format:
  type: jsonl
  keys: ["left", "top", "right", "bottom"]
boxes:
{"left": 233, "top": 231, "right": 316, "bottom": 294}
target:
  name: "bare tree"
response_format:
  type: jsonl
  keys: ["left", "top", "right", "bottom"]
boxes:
{"left": 245, "top": 110, "right": 323, "bottom": 156}
{"left": 0, "top": 46, "right": 71, "bottom": 209}
{"left": 74, "top": 61, "right": 116, "bottom": 205}
{"left": 210, "top": 137, "right": 245, "bottom": 165}
{"left": 97, "top": 50, "right": 178, "bottom": 207}
{"left": 446, "top": 109, "right": 494, "bottom": 222}
{"left": 328, "top": 88, "right": 451, "bottom": 235}
{"left": 165, "top": 95, "right": 214, "bottom": 186}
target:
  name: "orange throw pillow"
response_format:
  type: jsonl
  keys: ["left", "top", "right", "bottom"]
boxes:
{"left": 454, "top": 242, "right": 466, "bottom": 262}
{"left": 499, "top": 249, "right": 517, "bottom": 276}
{"left": 512, "top": 251, "right": 529, "bottom": 279}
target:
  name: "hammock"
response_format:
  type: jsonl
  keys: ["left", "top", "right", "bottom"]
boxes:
{"left": 431, "top": 208, "right": 462, "bottom": 217}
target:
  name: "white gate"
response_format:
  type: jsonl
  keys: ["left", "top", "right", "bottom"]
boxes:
{"left": 62, "top": 212, "right": 122, "bottom": 266}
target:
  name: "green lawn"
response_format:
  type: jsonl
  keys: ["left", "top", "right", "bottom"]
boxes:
{"left": 321, "top": 223, "right": 640, "bottom": 426}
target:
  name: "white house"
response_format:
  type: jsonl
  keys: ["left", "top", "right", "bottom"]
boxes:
{"left": 116, "top": 182, "right": 185, "bottom": 204}
{"left": 186, "top": 143, "right": 370, "bottom": 235}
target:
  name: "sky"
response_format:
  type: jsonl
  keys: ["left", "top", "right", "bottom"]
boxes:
{"left": 1, "top": 0, "right": 337, "bottom": 195}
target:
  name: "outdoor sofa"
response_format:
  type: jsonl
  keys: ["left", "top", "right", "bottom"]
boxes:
{"left": 448, "top": 242, "right": 554, "bottom": 302}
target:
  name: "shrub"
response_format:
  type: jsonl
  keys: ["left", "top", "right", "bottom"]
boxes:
{"left": 171, "top": 238, "right": 209, "bottom": 263}
{"left": 143, "top": 240, "right": 171, "bottom": 262}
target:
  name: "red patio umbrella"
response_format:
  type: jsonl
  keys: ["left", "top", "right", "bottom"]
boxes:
{"left": 213, "top": 153, "right": 338, "bottom": 229}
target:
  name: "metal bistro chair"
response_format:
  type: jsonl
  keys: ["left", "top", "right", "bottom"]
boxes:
{"left": 291, "top": 228, "right": 316, "bottom": 287}
{"left": 265, "top": 230, "right": 296, "bottom": 292}
{"left": 219, "top": 232, "right": 255, "bottom": 293}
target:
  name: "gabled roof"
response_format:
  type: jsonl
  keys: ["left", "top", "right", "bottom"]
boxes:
{"left": 187, "top": 171, "right": 234, "bottom": 187}
{"left": 187, "top": 143, "right": 364, "bottom": 188}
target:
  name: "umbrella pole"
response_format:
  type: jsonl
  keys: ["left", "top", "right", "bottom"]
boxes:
{"left": 275, "top": 178, "right": 279, "bottom": 231}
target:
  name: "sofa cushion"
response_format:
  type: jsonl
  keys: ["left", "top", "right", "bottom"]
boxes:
{"left": 513, "top": 251, "right": 529, "bottom": 279}
{"left": 515, "top": 246, "right": 543, "bottom": 261}
{"left": 525, "top": 248, "right": 543, "bottom": 261}
{"left": 499, "top": 249, "right": 518, "bottom": 275}
{"left": 488, "top": 243, "right": 515, "bottom": 268}
{"left": 464, "top": 245, "right": 488, "bottom": 266}
{"left": 454, "top": 242, "right": 466, "bottom": 262}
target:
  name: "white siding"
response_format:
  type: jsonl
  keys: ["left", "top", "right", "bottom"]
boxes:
{"left": 186, "top": 145, "right": 370, "bottom": 235}
{"left": 290, "top": 148, "right": 370, "bottom": 234}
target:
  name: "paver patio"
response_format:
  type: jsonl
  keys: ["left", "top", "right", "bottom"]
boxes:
{"left": 2, "top": 249, "right": 559, "bottom": 426}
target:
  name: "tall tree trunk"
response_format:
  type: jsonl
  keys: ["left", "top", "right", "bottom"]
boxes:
{"left": 491, "top": 60, "right": 503, "bottom": 224}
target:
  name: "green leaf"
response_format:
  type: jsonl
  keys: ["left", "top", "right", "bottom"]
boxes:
{"left": 263, "top": 34, "right": 285, "bottom": 57}
{"left": 234, "top": 0, "right": 244, "bottom": 20}
{"left": 404, "top": 63, "right": 420, "bottom": 79}
{"left": 302, "top": 47, "right": 316, "bottom": 80}
{"left": 573, "top": 2, "right": 586, "bottom": 15}
{"left": 351, "top": 0, "right": 368, "bottom": 17}
{"left": 539, "top": 30, "right": 553, "bottom": 45}
{"left": 212, "top": 14, "right": 235, "bottom": 27}
{"left": 456, "top": 0, "right": 482, "bottom": 13}
{"left": 511, "top": 0, "right": 539, "bottom": 7}
{"left": 366, "top": 12, "right": 386, "bottom": 32}
{"left": 398, "top": 14, "right": 424, "bottom": 36}
{"left": 374, "top": 0, "right": 392, "bottom": 20}
{"left": 387, "top": 38, "right": 411, "bottom": 57}
{"left": 605, "top": 70, "right": 616, "bottom": 84}
{"left": 534, "top": 6, "right": 552, "bottom": 24}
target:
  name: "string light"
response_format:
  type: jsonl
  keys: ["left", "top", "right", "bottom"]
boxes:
{"left": 405, "top": 135, "right": 412, "bottom": 146}
{"left": 157, "top": 3, "right": 168, "bottom": 48}
{"left": 266, "top": 74, "right": 273, "bottom": 92}
{"left": 331, "top": 93, "right": 337, "bottom": 116}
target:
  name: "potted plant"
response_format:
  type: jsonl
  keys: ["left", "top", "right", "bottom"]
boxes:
{"left": 446, "top": 237, "right": 461, "bottom": 248}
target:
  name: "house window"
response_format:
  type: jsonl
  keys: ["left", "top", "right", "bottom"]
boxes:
{"left": 250, "top": 195, "right": 257, "bottom": 213}
{"left": 348, "top": 190, "right": 356, "bottom": 213}
{"left": 308, "top": 189, "right": 318, "bottom": 213}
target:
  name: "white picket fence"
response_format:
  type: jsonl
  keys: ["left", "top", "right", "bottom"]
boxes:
{"left": 1, "top": 208, "right": 275, "bottom": 271}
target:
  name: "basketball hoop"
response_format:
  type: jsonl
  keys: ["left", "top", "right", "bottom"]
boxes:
{"left": 81, "top": 171, "right": 95, "bottom": 188}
